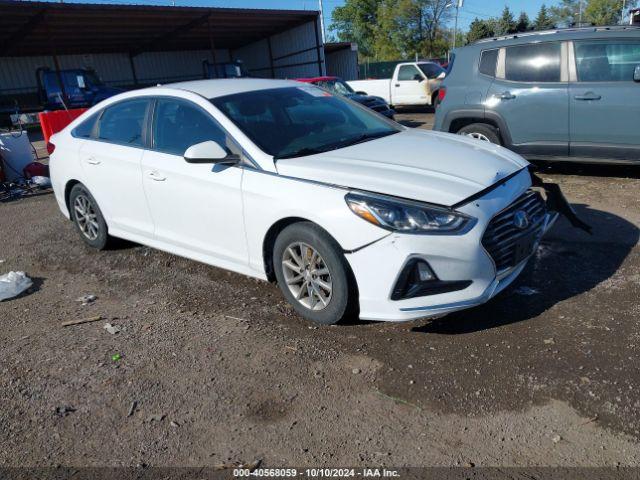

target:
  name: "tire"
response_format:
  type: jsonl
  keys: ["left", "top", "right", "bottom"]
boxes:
{"left": 273, "top": 222, "right": 357, "bottom": 325}
{"left": 69, "top": 183, "right": 111, "bottom": 250}
{"left": 457, "top": 123, "right": 501, "bottom": 145}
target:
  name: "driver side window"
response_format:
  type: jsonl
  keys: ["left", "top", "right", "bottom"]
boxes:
{"left": 397, "top": 65, "right": 422, "bottom": 81}
{"left": 152, "top": 98, "right": 230, "bottom": 156}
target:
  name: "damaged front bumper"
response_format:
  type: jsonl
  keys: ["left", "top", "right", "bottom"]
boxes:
{"left": 345, "top": 167, "right": 587, "bottom": 322}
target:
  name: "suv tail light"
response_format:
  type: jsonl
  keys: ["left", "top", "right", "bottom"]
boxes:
{"left": 437, "top": 87, "right": 447, "bottom": 105}
{"left": 46, "top": 141, "right": 56, "bottom": 155}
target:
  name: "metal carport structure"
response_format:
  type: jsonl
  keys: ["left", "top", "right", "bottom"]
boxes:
{"left": 0, "top": 1, "right": 325, "bottom": 108}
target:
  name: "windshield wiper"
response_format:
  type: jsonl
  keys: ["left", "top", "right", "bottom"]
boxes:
{"left": 274, "top": 130, "right": 398, "bottom": 160}
{"left": 274, "top": 147, "right": 330, "bottom": 160}
{"left": 338, "top": 130, "right": 398, "bottom": 148}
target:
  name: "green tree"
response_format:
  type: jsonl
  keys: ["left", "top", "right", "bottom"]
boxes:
{"left": 516, "top": 11, "right": 532, "bottom": 32}
{"left": 330, "top": 0, "right": 381, "bottom": 58}
{"left": 585, "top": 0, "right": 638, "bottom": 25}
{"left": 550, "top": 0, "right": 582, "bottom": 26}
{"left": 466, "top": 18, "right": 495, "bottom": 43}
{"left": 534, "top": 4, "right": 556, "bottom": 30}
{"left": 416, "top": 0, "right": 453, "bottom": 57}
{"left": 331, "top": 0, "right": 453, "bottom": 60}
{"left": 497, "top": 6, "right": 517, "bottom": 34}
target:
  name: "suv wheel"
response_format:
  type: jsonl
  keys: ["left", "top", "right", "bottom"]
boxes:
{"left": 457, "top": 123, "right": 501, "bottom": 145}
{"left": 273, "top": 222, "right": 357, "bottom": 325}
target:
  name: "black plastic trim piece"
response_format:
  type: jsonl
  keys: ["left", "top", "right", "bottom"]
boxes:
{"left": 390, "top": 258, "right": 472, "bottom": 301}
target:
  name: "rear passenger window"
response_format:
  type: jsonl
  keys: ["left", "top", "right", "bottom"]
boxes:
{"left": 97, "top": 99, "right": 148, "bottom": 147}
{"left": 152, "top": 98, "right": 228, "bottom": 156}
{"left": 505, "top": 43, "right": 561, "bottom": 82}
{"left": 575, "top": 40, "right": 640, "bottom": 82}
{"left": 479, "top": 49, "right": 499, "bottom": 77}
{"left": 71, "top": 113, "right": 98, "bottom": 139}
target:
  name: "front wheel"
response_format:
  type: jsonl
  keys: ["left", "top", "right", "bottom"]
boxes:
{"left": 457, "top": 123, "right": 501, "bottom": 145}
{"left": 273, "top": 222, "right": 357, "bottom": 325}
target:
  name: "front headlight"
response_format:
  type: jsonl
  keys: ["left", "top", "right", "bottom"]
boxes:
{"left": 345, "top": 192, "right": 475, "bottom": 235}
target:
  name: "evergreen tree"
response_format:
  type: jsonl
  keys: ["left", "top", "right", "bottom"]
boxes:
{"left": 535, "top": 4, "right": 556, "bottom": 30}
{"left": 466, "top": 18, "right": 495, "bottom": 43}
{"left": 516, "top": 11, "right": 532, "bottom": 32}
{"left": 497, "top": 6, "right": 517, "bottom": 35}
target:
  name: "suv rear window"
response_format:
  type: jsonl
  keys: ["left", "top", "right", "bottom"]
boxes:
{"left": 505, "top": 42, "right": 561, "bottom": 82}
{"left": 575, "top": 40, "right": 640, "bottom": 82}
{"left": 479, "top": 49, "right": 499, "bottom": 77}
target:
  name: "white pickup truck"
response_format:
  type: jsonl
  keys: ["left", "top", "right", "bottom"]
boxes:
{"left": 348, "top": 61, "right": 446, "bottom": 108}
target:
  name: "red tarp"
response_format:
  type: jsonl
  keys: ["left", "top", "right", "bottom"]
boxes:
{"left": 39, "top": 108, "right": 88, "bottom": 144}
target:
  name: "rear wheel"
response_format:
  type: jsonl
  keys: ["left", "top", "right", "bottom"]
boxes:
{"left": 273, "top": 222, "right": 356, "bottom": 325}
{"left": 69, "top": 184, "right": 111, "bottom": 250}
{"left": 457, "top": 123, "right": 501, "bottom": 145}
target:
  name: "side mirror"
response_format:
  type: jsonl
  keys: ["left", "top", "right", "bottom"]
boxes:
{"left": 634, "top": 65, "right": 640, "bottom": 82}
{"left": 437, "top": 71, "right": 446, "bottom": 80}
{"left": 413, "top": 74, "right": 424, "bottom": 82}
{"left": 184, "top": 141, "right": 239, "bottom": 165}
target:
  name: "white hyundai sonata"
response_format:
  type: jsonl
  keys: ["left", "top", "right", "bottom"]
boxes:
{"left": 49, "top": 78, "right": 559, "bottom": 325}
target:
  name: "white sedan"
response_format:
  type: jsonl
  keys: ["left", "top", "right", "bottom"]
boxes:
{"left": 49, "top": 79, "right": 557, "bottom": 325}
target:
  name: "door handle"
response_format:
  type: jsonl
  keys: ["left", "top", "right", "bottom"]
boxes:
{"left": 147, "top": 171, "right": 166, "bottom": 182}
{"left": 574, "top": 92, "right": 601, "bottom": 101}
{"left": 395, "top": 83, "right": 400, "bottom": 87}
{"left": 497, "top": 91, "right": 516, "bottom": 100}
{"left": 85, "top": 158, "right": 101, "bottom": 165}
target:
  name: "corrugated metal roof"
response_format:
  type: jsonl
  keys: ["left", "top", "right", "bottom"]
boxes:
{"left": 0, "top": 1, "right": 319, "bottom": 56}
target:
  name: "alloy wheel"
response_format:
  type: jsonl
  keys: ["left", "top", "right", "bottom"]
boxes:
{"left": 463, "top": 132, "right": 491, "bottom": 142}
{"left": 73, "top": 194, "right": 100, "bottom": 241}
{"left": 281, "top": 242, "right": 333, "bottom": 311}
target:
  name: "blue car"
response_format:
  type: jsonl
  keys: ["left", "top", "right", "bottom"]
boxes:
{"left": 297, "top": 76, "right": 396, "bottom": 119}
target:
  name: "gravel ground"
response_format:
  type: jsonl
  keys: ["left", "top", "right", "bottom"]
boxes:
{"left": 1, "top": 113, "right": 640, "bottom": 469}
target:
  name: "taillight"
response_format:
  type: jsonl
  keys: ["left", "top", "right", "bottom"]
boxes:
{"left": 46, "top": 141, "right": 55, "bottom": 155}
{"left": 438, "top": 87, "right": 447, "bottom": 104}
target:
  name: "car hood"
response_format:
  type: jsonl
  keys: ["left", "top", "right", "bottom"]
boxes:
{"left": 348, "top": 93, "right": 387, "bottom": 105}
{"left": 275, "top": 129, "right": 529, "bottom": 207}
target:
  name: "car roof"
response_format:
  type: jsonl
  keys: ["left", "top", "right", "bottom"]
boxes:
{"left": 163, "top": 78, "right": 303, "bottom": 98}
{"left": 467, "top": 25, "right": 640, "bottom": 49}
{"left": 295, "top": 76, "right": 338, "bottom": 83}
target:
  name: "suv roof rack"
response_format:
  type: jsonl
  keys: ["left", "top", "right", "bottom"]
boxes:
{"left": 474, "top": 24, "right": 640, "bottom": 44}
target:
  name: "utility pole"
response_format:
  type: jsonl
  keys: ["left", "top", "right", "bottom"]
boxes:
{"left": 621, "top": 0, "right": 627, "bottom": 24}
{"left": 451, "top": 0, "right": 462, "bottom": 51}
{"left": 578, "top": 0, "right": 583, "bottom": 25}
{"left": 318, "top": 0, "right": 326, "bottom": 43}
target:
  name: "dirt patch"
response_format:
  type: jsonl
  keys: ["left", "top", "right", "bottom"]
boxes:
{"left": 1, "top": 125, "right": 640, "bottom": 467}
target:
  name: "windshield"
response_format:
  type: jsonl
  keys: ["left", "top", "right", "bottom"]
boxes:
{"left": 316, "top": 79, "right": 354, "bottom": 96}
{"left": 84, "top": 71, "right": 103, "bottom": 87}
{"left": 418, "top": 63, "right": 446, "bottom": 80}
{"left": 211, "top": 86, "right": 401, "bottom": 159}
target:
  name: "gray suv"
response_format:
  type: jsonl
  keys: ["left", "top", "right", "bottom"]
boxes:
{"left": 434, "top": 26, "right": 640, "bottom": 164}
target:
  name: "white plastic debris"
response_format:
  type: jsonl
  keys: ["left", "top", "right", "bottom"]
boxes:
{"left": 103, "top": 323, "right": 121, "bottom": 335}
{"left": 31, "top": 176, "right": 52, "bottom": 188}
{"left": 0, "top": 271, "right": 33, "bottom": 301}
{"left": 76, "top": 294, "right": 97, "bottom": 305}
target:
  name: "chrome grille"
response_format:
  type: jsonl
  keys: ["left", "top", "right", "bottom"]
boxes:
{"left": 482, "top": 190, "right": 546, "bottom": 273}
